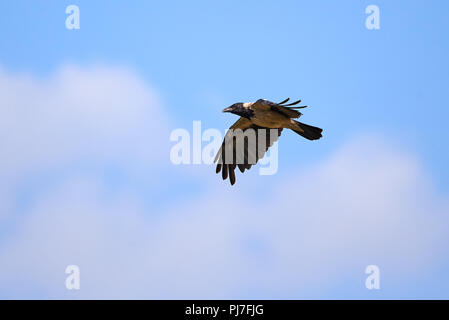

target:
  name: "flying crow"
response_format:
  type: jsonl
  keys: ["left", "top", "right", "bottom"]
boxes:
{"left": 214, "top": 98, "right": 323, "bottom": 185}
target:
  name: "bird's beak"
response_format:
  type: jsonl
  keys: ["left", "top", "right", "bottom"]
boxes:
{"left": 222, "top": 107, "right": 233, "bottom": 113}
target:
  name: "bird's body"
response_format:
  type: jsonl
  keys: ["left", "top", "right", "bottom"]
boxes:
{"left": 215, "top": 98, "right": 323, "bottom": 185}
{"left": 252, "top": 105, "right": 291, "bottom": 128}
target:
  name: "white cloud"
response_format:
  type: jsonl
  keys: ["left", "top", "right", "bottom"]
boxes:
{"left": 0, "top": 135, "right": 447, "bottom": 299}
{"left": 0, "top": 65, "right": 169, "bottom": 168}
{"left": 0, "top": 65, "right": 170, "bottom": 219}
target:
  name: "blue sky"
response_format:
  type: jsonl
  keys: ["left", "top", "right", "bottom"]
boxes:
{"left": 0, "top": 0, "right": 448, "bottom": 299}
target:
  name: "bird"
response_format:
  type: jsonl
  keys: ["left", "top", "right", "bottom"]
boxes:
{"left": 214, "top": 98, "right": 323, "bottom": 185}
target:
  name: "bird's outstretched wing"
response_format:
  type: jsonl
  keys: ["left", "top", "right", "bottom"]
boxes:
{"left": 214, "top": 118, "right": 282, "bottom": 185}
{"left": 253, "top": 98, "right": 307, "bottom": 119}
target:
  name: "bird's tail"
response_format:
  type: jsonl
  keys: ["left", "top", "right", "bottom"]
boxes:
{"left": 291, "top": 120, "right": 323, "bottom": 140}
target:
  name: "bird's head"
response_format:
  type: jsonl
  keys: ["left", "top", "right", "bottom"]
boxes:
{"left": 222, "top": 103, "right": 252, "bottom": 119}
{"left": 222, "top": 103, "right": 243, "bottom": 114}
